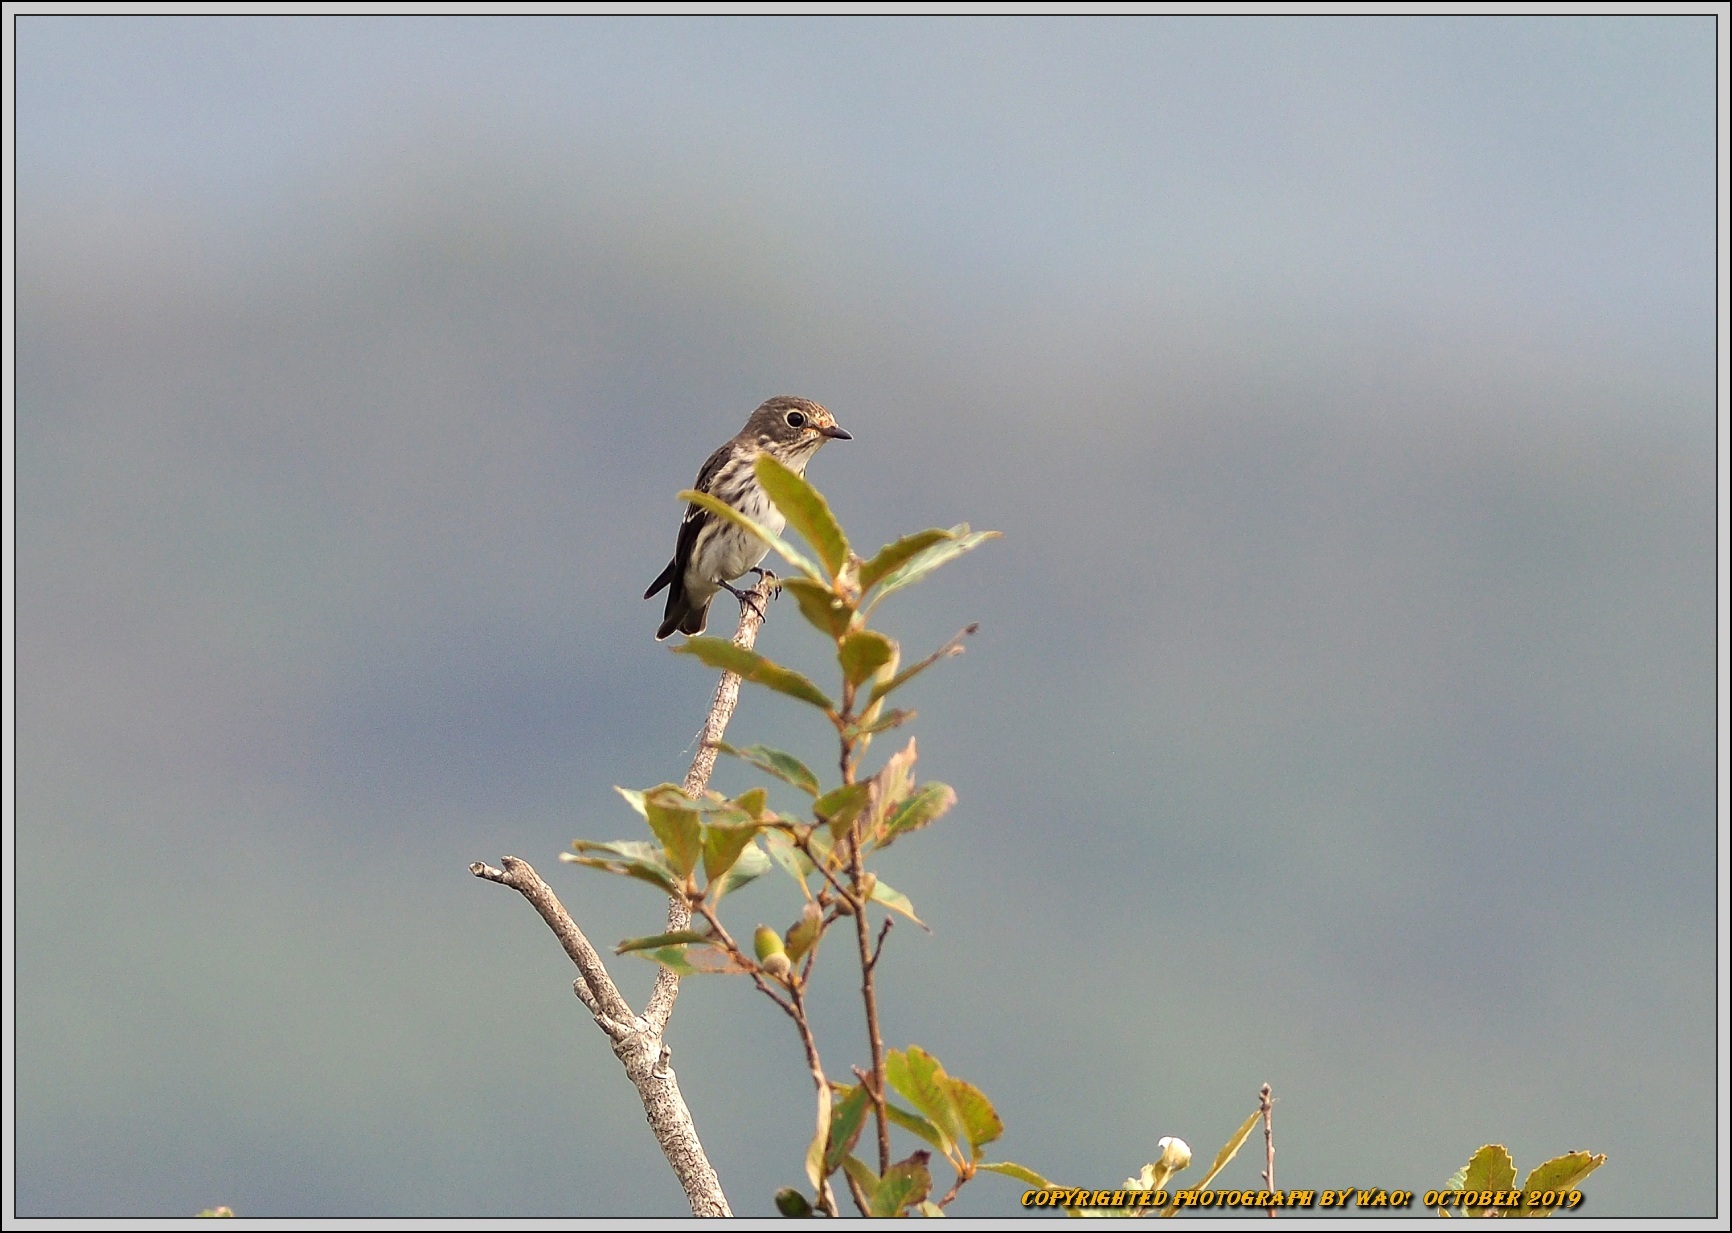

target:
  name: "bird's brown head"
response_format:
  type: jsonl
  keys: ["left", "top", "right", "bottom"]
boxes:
{"left": 741, "top": 396, "right": 852, "bottom": 469}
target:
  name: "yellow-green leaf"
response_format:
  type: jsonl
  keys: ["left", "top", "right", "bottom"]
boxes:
{"left": 805, "top": 1081, "right": 834, "bottom": 1190}
{"left": 754, "top": 453, "right": 850, "bottom": 576}
{"left": 1512, "top": 1152, "right": 1605, "bottom": 1217}
{"left": 886, "top": 1047, "right": 969, "bottom": 1167}
{"left": 838, "top": 629, "right": 897, "bottom": 689}
{"left": 868, "top": 737, "right": 919, "bottom": 837}
{"left": 702, "top": 820, "right": 761, "bottom": 885}
{"left": 780, "top": 575, "right": 856, "bottom": 638}
{"left": 980, "top": 1161, "right": 1052, "bottom": 1188}
{"left": 645, "top": 798, "right": 703, "bottom": 879}
{"left": 785, "top": 902, "right": 824, "bottom": 964}
{"left": 563, "top": 841, "right": 682, "bottom": 894}
{"left": 712, "top": 841, "right": 770, "bottom": 898}
{"left": 869, "top": 1151, "right": 933, "bottom": 1218}
{"left": 814, "top": 782, "right": 871, "bottom": 839}
{"left": 630, "top": 942, "right": 747, "bottom": 975}
{"left": 842, "top": 1155, "right": 880, "bottom": 1205}
{"left": 859, "top": 528, "right": 954, "bottom": 593}
{"left": 945, "top": 1076, "right": 1003, "bottom": 1156}
{"left": 869, "top": 878, "right": 928, "bottom": 929}
{"left": 847, "top": 708, "right": 916, "bottom": 740}
{"left": 884, "top": 1101, "right": 947, "bottom": 1153}
{"left": 677, "top": 486, "right": 821, "bottom": 581}
{"left": 674, "top": 638, "right": 835, "bottom": 711}
{"left": 764, "top": 828, "right": 816, "bottom": 895}
{"left": 715, "top": 742, "right": 821, "bottom": 796}
{"left": 1462, "top": 1145, "right": 1518, "bottom": 1216}
{"left": 616, "top": 929, "right": 713, "bottom": 954}
{"left": 877, "top": 782, "right": 955, "bottom": 849}
{"left": 867, "top": 526, "right": 999, "bottom": 611}
{"left": 825, "top": 1084, "right": 873, "bottom": 1176}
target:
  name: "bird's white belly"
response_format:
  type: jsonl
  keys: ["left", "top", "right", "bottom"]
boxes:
{"left": 684, "top": 490, "right": 785, "bottom": 601}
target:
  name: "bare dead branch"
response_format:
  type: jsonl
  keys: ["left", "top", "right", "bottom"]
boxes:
{"left": 644, "top": 574, "right": 776, "bottom": 1035}
{"left": 468, "top": 587, "right": 773, "bottom": 1218}
{"left": 470, "top": 855, "right": 730, "bottom": 1215}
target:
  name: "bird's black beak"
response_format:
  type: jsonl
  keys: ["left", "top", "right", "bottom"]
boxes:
{"left": 821, "top": 424, "right": 853, "bottom": 441}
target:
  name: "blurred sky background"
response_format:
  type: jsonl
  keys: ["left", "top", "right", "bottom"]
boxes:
{"left": 11, "top": 14, "right": 1721, "bottom": 1219}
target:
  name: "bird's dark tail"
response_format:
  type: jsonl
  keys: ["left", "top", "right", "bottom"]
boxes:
{"left": 644, "top": 558, "right": 677, "bottom": 599}
{"left": 656, "top": 594, "right": 710, "bottom": 641}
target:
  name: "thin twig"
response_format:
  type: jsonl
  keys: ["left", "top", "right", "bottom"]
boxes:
{"left": 866, "top": 916, "right": 894, "bottom": 973}
{"left": 1260, "top": 1082, "right": 1275, "bottom": 1217}
{"left": 850, "top": 835, "right": 893, "bottom": 1175}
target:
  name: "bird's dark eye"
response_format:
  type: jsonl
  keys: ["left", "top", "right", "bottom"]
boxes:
{"left": 785, "top": 411, "right": 807, "bottom": 428}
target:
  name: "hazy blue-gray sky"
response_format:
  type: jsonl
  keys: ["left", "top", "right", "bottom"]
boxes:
{"left": 13, "top": 14, "right": 1720, "bottom": 1218}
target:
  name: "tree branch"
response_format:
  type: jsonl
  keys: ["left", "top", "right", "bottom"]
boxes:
{"left": 645, "top": 574, "right": 775, "bottom": 1035}
{"left": 466, "top": 579, "right": 774, "bottom": 1218}
{"left": 469, "top": 856, "right": 730, "bottom": 1216}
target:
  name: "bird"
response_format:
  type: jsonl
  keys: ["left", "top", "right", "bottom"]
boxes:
{"left": 646, "top": 396, "right": 852, "bottom": 640}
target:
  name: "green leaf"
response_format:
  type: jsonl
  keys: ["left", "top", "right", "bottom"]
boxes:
{"left": 869, "top": 878, "right": 928, "bottom": 929}
{"left": 677, "top": 486, "right": 822, "bottom": 581}
{"left": 631, "top": 943, "right": 746, "bottom": 975}
{"left": 869, "top": 1151, "right": 932, "bottom": 1218}
{"left": 711, "top": 840, "right": 771, "bottom": 899}
{"left": 1519, "top": 1151, "right": 1604, "bottom": 1196}
{"left": 644, "top": 799, "right": 703, "bottom": 879}
{"left": 615, "top": 929, "right": 713, "bottom": 954}
{"left": 567, "top": 837, "right": 664, "bottom": 864}
{"left": 918, "top": 1200, "right": 946, "bottom": 1217}
{"left": 841, "top": 1156, "right": 880, "bottom": 1206}
{"left": 805, "top": 1083, "right": 834, "bottom": 1190}
{"left": 773, "top": 1188, "right": 813, "bottom": 1218}
{"left": 715, "top": 742, "right": 822, "bottom": 797}
{"left": 846, "top": 708, "right": 915, "bottom": 740}
{"left": 859, "top": 528, "right": 954, "bottom": 593}
{"left": 1462, "top": 1145, "right": 1518, "bottom": 1216}
{"left": 838, "top": 629, "right": 897, "bottom": 689}
{"left": 702, "top": 820, "right": 762, "bottom": 885}
{"left": 675, "top": 638, "right": 835, "bottom": 712}
{"left": 813, "top": 782, "right": 871, "bottom": 839}
{"left": 825, "top": 1085, "right": 873, "bottom": 1176}
{"left": 885, "top": 1047, "right": 970, "bottom": 1166}
{"left": 764, "top": 828, "right": 816, "bottom": 894}
{"left": 732, "top": 786, "right": 768, "bottom": 816}
{"left": 866, "top": 526, "right": 999, "bottom": 610}
{"left": 779, "top": 576, "right": 856, "bottom": 639}
{"left": 868, "top": 737, "right": 919, "bottom": 836}
{"left": 868, "top": 625, "right": 977, "bottom": 704}
{"left": 877, "top": 782, "right": 956, "bottom": 849}
{"left": 785, "top": 903, "right": 824, "bottom": 965}
{"left": 1161, "top": 1109, "right": 1263, "bottom": 1218}
{"left": 614, "top": 785, "right": 650, "bottom": 816}
{"left": 884, "top": 1101, "right": 948, "bottom": 1154}
{"left": 1512, "top": 1152, "right": 1605, "bottom": 1217}
{"left": 562, "top": 842, "right": 682, "bottom": 894}
{"left": 945, "top": 1077, "right": 1003, "bottom": 1156}
{"left": 980, "top": 1161, "right": 1052, "bottom": 1188}
{"left": 754, "top": 452, "right": 849, "bottom": 577}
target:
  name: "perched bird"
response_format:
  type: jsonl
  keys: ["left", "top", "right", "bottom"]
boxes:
{"left": 646, "top": 396, "right": 852, "bottom": 640}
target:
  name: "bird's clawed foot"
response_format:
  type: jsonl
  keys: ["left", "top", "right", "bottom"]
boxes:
{"left": 722, "top": 580, "right": 769, "bottom": 623}
{"left": 750, "top": 566, "right": 782, "bottom": 601}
